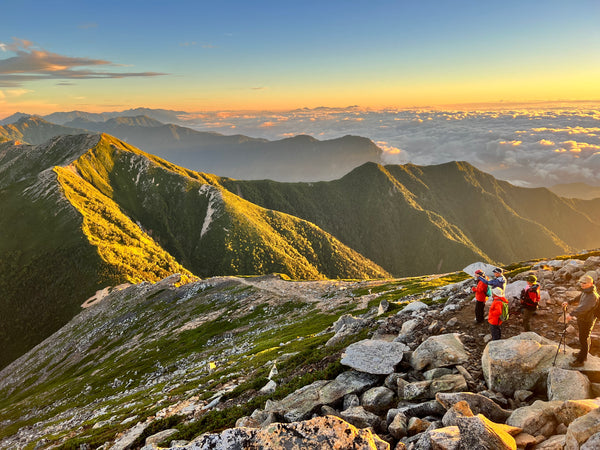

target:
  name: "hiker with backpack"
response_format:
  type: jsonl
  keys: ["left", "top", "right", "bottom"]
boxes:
{"left": 488, "top": 287, "right": 509, "bottom": 340}
{"left": 520, "top": 275, "right": 541, "bottom": 332}
{"left": 472, "top": 269, "right": 490, "bottom": 324}
{"left": 478, "top": 267, "right": 507, "bottom": 294}
{"left": 561, "top": 274, "right": 599, "bottom": 367}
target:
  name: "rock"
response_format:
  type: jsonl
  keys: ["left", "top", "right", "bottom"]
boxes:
{"left": 442, "top": 400, "right": 474, "bottom": 427}
{"left": 339, "top": 406, "right": 381, "bottom": 429}
{"left": 402, "top": 301, "right": 429, "bottom": 314}
{"left": 344, "top": 394, "right": 360, "bottom": 410}
{"left": 447, "top": 317, "right": 458, "bottom": 327}
{"left": 259, "top": 379, "right": 277, "bottom": 394}
{"left": 424, "top": 368, "right": 453, "bottom": 380}
{"left": 407, "top": 416, "right": 431, "bottom": 436}
{"left": 326, "top": 315, "right": 370, "bottom": 347}
{"left": 110, "top": 422, "right": 149, "bottom": 450}
{"left": 513, "top": 390, "right": 533, "bottom": 403}
{"left": 429, "top": 374, "right": 467, "bottom": 396}
{"left": 436, "top": 392, "right": 512, "bottom": 423}
{"left": 399, "top": 379, "right": 431, "bottom": 401}
{"left": 481, "top": 332, "right": 574, "bottom": 396}
{"left": 361, "top": 386, "right": 396, "bottom": 415}
{"left": 456, "top": 414, "right": 517, "bottom": 449}
{"left": 385, "top": 373, "right": 405, "bottom": 390}
{"left": 411, "top": 334, "right": 469, "bottom": 371}
{"left": 235, "top": 416, "right": 261, "bottom": 428}
{"left": 532, "top": 434, "right": 566, "bottom": 449}
{"left": 268, "top": 364, "right": 278, "bottom": 380}
{"left": 555, "top": 399, "right": 600, "bottom": 425}
{"left": 565, "top": 407, "right": 600, "bottom": 449}
{"left": 547, "top": 367, "right": 591, "bottom": 401}
{"left": 378, "top": 300, "right": 390, "bottom": 316}
{"left": 191, "top": 415, "right": 390, "bottom": 449}
{"left": 341, "top": 339, "right": 409, "bottom": 375}
{"left": 265, "top": 370, "right": 378, "bottom": 422}
{"left": 388, "top": 412, "right": 408, "bottom": 439}
{"left": 399, "top": 399, "right": 447, "bottom": 419}
{"left": 395, "top": 318, "right": 421, "bottom": 343}
{"left": 514, "top": 432, "right": 537, "bottom": 448}
{"left": 429, "top": 426, "right": 461, "bottom": 450}
{"left": 581, "top": 431, "right": 600, "bottom": 449}
{"left": 505, "top": 281, "right": 528, "bottom": 301}
{"left": 506, "top": 400, "right": 562, "bottom": 437}
{"left": 145, "top": 429, "right": 178, "bottom": 446}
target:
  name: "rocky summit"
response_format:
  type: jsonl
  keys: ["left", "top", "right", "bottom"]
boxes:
{"left": 1, "top": 250, "right": 600, "bottom": 449}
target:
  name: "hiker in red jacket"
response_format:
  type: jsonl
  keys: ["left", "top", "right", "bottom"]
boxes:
{"left": 488, "top": 287, "right": 508, "bottom": 340}
{"left": 520, "top": 275, "right": 541, "bottom": 331}
{"left": 472, "top": 269, "right": 489, "bottom": 323}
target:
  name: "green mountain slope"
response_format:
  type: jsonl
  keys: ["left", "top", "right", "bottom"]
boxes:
{"left": 0, "top": 134, "right": 388, "bottom": 368}
{"left": 221, "top": 161, "right": 600, "bottom": 276}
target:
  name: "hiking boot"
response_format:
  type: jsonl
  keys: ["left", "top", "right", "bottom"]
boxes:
{"left": 570, "top": 359, "right": 585, "bottom": 367}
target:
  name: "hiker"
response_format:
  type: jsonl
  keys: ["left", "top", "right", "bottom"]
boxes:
{"left": 562, "top": 274, "right": 599, "bottom": 366}
{"left": 478, "top": 267, "right": 507, "bottom": 294}
{"left": 488, "top": 287, "right": 509, "bottom": 340}
{"left": 520, "top": 275, "right": 541, "bottom": 331}
{"left": 472, "top": 269, "right": 489, "bottom": 323}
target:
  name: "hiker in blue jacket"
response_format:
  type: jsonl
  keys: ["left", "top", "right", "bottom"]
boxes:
{"left": 478, "top": 267, "right": 507, "bottom": 293}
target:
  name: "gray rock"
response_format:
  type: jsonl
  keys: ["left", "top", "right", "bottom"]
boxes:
{"left": 423, "top": 368, "right": 453, "bottom": 380}
{"left": 506, "top": 400, "right": 562, "bottom": 437}
{"left": 481, "top": 332, "right": 574, "bottom": 396}
{"left": 343, "top": 394, "right": 360, "bottom": 410}
{"left": 547, "top": 367, "right": 591, "bottom": 401}
{"left": 418, "top": 426, "right": 460, "bottom": 450}
{"left": 341, "top": 339, "right": 409, "bottom": 375}
{"left": 400, "top": 380, "right": 431, "bottom": 401}
{"left": 402, "top": 301, "right": 429, "bottom": 314}
{"left": 145, "top": 429, "right": 178, "bottom": 446}
{"left": 361, "top": 386, "right": 396, "bottom": 415}
{"left": 388, "top": 412, "right": 408, "bottom": 439}
{"left": 400, "top": 400, "right": 447, "bottom": 418}
{"left": 565, "top": 407, "right": 600, "bottom": 449}
{"left": 411, "top": 333, "right": 469, "bottom": 371}
{"left": 436, "top": 392, "right": 512, "bottom": 423}
{"left": 109, "top": 421, "right": 148, "bottom": 450}
{"left": 430, "top": 374, "right": 467, "bottom": 396}
{"left": 532, "top": 434, "right": 566, "bottom": 449}
{"left": 442, "top": 400, "right": 474, "bottom": 427}
{"left": 581, "top": 431, "right": 600, "bottom": 449}
{"left": 378, "top": 300, "right": 390, "bottom": 316}
{"left": 407, "top": 416, "right": 431, "bottom": 436}
{"left": 456, "top": 414, "right": 516, "bottom": 449}
{"left": 339, "top": 406, "right": 381, "bottom": 429}
{"left": 555, "top": 399, "right": 600, "bottom": 426}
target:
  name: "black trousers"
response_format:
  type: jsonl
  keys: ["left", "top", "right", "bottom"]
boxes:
{"left": 475, "top": 301, "right": 485, "bottom": 323}
{"left": 577, "top": 316, "right": 596, "bottom": 361}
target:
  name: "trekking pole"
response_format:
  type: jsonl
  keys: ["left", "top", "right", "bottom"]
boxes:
{"left": 553, "top": 304, "right": 568, "bottom": 366}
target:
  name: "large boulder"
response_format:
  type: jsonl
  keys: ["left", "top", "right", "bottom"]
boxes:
{"left": 341, "top": 339, "right": 409, "bottom": 375}
{"left": 411, "top": 333, "right": 469, "bottom": 371}
{"left": 481, "top": 333, "right": 573, "bottom": 396}
{"left": 506, "top": 400, "right": 563, "bottom": 437}
{"left": 456, "top": 414, "right": 517, "bottom": 449}
{"left": 547, "top": 367, "right": 591, "bottom": 401}
{"left": 555, "top": 399, "right": 600, "bottom": 425}
{"left": 436, "top": 392, "right": 512, "bottom": 423}
{"left": 190, "top": 415, "right": 390, "bottom": 450}
{"left": 565, "top": 408, "right": 600, "bottom": 450}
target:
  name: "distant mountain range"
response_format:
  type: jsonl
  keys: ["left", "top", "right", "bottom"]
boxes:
{"left": 548, "top": 182, "right": 600, "bottom": 200}
{"left": 0, "top": 115, "right": 383, "bottom": 181}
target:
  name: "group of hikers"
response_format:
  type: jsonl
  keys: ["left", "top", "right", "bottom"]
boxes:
{"left": 471, "top": 268, "right": 599, "bottom": 367}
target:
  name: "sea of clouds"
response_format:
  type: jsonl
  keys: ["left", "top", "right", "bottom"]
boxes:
{"left": 182, "top": 106, "right": 600, "bottom": 188}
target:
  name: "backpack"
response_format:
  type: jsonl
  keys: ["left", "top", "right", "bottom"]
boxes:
{"left": 500, "top": 300, "right": 510, "bottom": 322}
{"left": 486, "top": 285, "right": 492, "bottom": 298}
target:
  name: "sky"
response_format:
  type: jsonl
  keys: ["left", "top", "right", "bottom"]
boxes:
{"left": 1, "top": 0, "right": 600, "bottom": 116}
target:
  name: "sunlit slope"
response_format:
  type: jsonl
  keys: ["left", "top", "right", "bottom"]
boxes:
{"left": 0, "top": 116, "right": 89, "bottom": 145}
{"left": 220, "top": 161, "right": 600, "bottom": 276}
{"left": 70, "top": 134, "right": 389, "bottom": 279}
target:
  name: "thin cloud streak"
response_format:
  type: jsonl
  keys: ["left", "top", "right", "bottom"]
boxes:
{"left": 0, "top": 38, "right": 166, "bottom": 87}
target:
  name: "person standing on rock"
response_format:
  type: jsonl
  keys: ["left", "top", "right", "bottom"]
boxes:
{"left": 472, "top": 269, "right": 489, "bottom": 324}
{"left": 488, "top": 287, "right": 508, "bottom": 340}
{"left": 562, "top": 274, "right": 599, "bottom": 367}
{"left": 478, "top": 267, "right": 506, "bottom": 295}
{"left": 520, "top": 275, "right": 541, "bottom": 332}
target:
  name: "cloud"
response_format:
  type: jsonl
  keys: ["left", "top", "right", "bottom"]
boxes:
{"left": 0, "top": 37, "right": 166, "bottom": 87}
{"left": 181, "top": 105, "right": 600, "bottom": 186}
